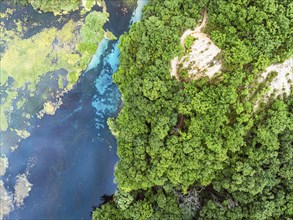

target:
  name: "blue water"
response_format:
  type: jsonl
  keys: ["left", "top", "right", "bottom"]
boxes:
{"left": 86, "top": 39, "right": 109, "bottom": 72}
{"left": 5, "top": 43, "right": 119, "bottom": 220}
{"left": 2, "top": 1, "right": 147, "bottom": 219}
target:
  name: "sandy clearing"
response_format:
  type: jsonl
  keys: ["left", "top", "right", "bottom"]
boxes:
{"left": 260, "top": 57, "right": 293, "bottom": 98}
{"left": 253, "top": 57, "right": 293, "bottom": 111}
{"left": 170, "top": 9, "right": 222, "bottom": 80}
{"left": 170, "top": 57, "right": 180, "bottom": 80}
{"left": 183, "top": 33, "right": 221, "bottom": 79}
{"left": 170, "top": 10, "right": 292, "bottom": 107}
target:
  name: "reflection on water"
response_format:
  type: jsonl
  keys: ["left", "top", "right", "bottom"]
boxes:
{"left": 1, "top": 0, "right": 147, "bottom": 219}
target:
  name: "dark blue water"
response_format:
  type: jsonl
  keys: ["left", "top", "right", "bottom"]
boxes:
{"left": 5, "top": 43, "right": 120, "bottom": 219}
{"left": 2, "top": 1, "right": 146, "bottom": 219}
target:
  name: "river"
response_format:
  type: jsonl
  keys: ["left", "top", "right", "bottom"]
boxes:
{"left": 1, "top": 0, "right": 146, "bottom": 219}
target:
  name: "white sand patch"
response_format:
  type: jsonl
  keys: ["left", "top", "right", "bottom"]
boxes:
{"left": 253, "top": 57, "right": 293, "bottom": 110}
{"left": 260, "top": 57, "right": 293, "bottom": 98}
{"left": 0, "top": 155, "right": 9, "bottom": 176}
{"left": 171, "top": 57, "right": 179, "bottom": 80}
{"left": 182, "top": 33, "right": 222, "bottom": 79}
{"left": 0, "top": 180, "right": 14, "bottom": 220}
{"left": 170, "top": 10, "right": 222, "bottom": 80}
{"left": 13, "top": 174, "right": 32, "bottom": 207}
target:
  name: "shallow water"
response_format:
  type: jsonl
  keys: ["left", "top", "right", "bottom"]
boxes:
{"left": 1, "top": 0, "right": 147, "bottom": 219}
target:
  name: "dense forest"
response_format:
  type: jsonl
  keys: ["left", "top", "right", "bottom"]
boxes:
{"left": 93, "top": 0, "right": 292, "bottom": 219}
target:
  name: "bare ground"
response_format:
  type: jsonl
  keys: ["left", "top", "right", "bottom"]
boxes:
{"left": 170, "top": 10, "right": 222, "bottom": 80}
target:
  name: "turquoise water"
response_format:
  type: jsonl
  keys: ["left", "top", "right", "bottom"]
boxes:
{"left": 86, "top": 38, "right": 110, "bottom": 72}
{"left": 1, "top": 1, "right": 147, "bottom": 219}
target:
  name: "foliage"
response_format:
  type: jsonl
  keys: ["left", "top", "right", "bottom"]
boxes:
{"left": 0, "top": 21, "right": 79, "bottom": 131}
{"left": 93, "top": 188, "right": 185, "bottom": 220}
{"left": 206, "top": 0, "right": 293, "bottom": 70}
{"left": 93, "top": 0, "right": 293, "bottom": 219}
{"left": 21, "top": 0, "right": 103, "bottom": 14}
{"left": 0, "top": 10, "right": 110, "bottom": 131}
{"left": 121, "top": 0, "right": 138, "bottom": 8}
{"left": 28, "top": 0, "right": 79, "bottom": 15}
{"left": 77, "top": 11, "right": 109, "bottom": 54}
{"left": 184, "top": 35, "right": 195, "bottom": 52}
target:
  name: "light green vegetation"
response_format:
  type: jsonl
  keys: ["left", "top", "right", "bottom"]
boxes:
{"left": 14, "top": 129, "right": 30, "bottom": 139}
{"left": 1, "top": 22, "right": 77, "bottom": 88}
{"left": 58, "top": 77, "right": 64, "bottom": 89}
{"left": 0, "top": 91, "right": 17, "bottom": 131}
{"left": 0, "top": 8, "right": 15, "bottom": 19}
{"left": 0, "top": 20, "right": 25, "bottom": 49}
{"left": 25, "top": 0, "right": 80, "bottom": 15}
{"left": 82, "top": 0, "right": 96, "bottom": 11}
{"left": 104, "top": 30, "right": 117, "bottom": 40}
{"left": 184, "top": 35, "right": 195, "bottom": 52}
{"left": 93, "top": 0, "right": 293, "bottom": 219}
{"left": 121, "top": 0, "right": 137, "bottom": 8}
{"left": 20, "top": 0, "right": 106, "bottom": 14}
{"left": 43, "top": 102, "right": 57, "bottom": 115}
{"left": 81, "top": 0, "right": 107, "bottom": 13}
{"left": 77, "top": 11, "right": 110, "bottom": 54}
{"left": 0, "top": 11, "right": 111, "bottom": 131}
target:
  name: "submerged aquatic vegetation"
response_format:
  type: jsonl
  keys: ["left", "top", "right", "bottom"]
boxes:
{"left": 0, "top": 9, "right": 111, "bottom": 132}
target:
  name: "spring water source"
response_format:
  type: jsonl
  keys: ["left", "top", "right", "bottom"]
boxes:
{"left": 1, "top": 1, "right": 147, "bottom": 219}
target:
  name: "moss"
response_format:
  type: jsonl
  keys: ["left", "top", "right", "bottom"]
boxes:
{"left": 0, "top": 9, "right": 113, "bottom": 131}
{"left": 0, "top": 115, "right": 9, "bottom": 133}
{"left": 58, "top": 77, "right": 64, "bottom": 89}
{"left": 1, "top": 29, "right": 57, "bottom": 87}
{"left": 14, "top": 129, "right": 30, "bottom": 139}
{"left": 15, "top": 20, "right": 27, "bottom": 33}
{"left": 82, "top": 0, "right": 96, "bottom": 11}
{"left": 184, "top": 35, "right": 195, "bottom": 52}
{"left": 67, "top": 71, "right": 80, "bottom": 89}
{"left": 29, "top": 0, "right": 80, "bottom": 15}
{"left": 121, "top": 0, "right": 137, "bottom": 8}
{"left": 97, "top": 0, "right": 107, "bottom": 13}
{"left": 16, "top": 98, "right": 26, "bottom": 109}
{"left": 0, "top": 91, "right": 17, "bottom": 131}
{"left": 104, "top": 30, "right": 117, "bottom": 40}
{"left": 43, "top": 101, "right": 56, "bottom": 115}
